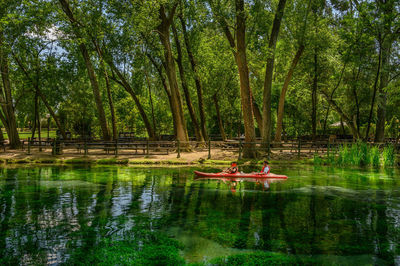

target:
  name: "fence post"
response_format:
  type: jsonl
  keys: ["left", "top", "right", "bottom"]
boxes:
{"left": 177, "top": 140, "right": 181, "bottom": 158}
{"left": 238, "top": 139, "right": 242, "bottom": 160}
{"left": 59, "top": 141, "right": 63, "bottom": 155}
{"left": 52, "top": 139, "right": 55, "bottom": 155}
{"left": 27, "top": 137, "right": 31, "bottom": 155}
{"left": 208, "top": 139, "right": 211, "bottom": 159}
{"left": 297, "top": 139, "right": 301, "bottom": 159}
{"left": 327, "top": 140, "right": 330, "bottom": 158}
{"left": 268, "top": 142, "right": 271, "bottom": 160}
{"left": 146, "top": 140, "right": 149, "bottom": 155}
{"left": 84, "top": 140, "right": 88, "bottom": 156}
{"left": 115, "top": 139, "right": 118, "bottom": 157}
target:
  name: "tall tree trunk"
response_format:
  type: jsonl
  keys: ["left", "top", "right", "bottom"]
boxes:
{"left": 262, "top": 0, "right": 287, "bottom": 147}
{"left": 234, "top": 0, "right": 256, "bottom": 158}
{"left": 312, "top": 49, "right": 318, "bottom": 141}
{"left": 102, "top": 63, "right": 117, "bottom": 140}
{"left": 366, "top": 47, "right": 382, "bottom": 140}
{"left": 374, "top": 40, "right": 391, "bottom": 142}
{"left": 0, "top": 32, "right": 21, "bottom": 148}
{"left": 31, "top": 91, "right": 38, "bottom": 140}
{"left": 78, "top": 43, "right": 110, "bottom": 140}
{"left": 146, "top": 53, "right": 177, "bottom": 137}
{"left": 12, "top": 52, "right": 67, "bottom": 140}
{"left": 249, "top": 89, "right": 262, "bottom": 131}
{"left": 59, "top": 0, "right": 110, "bottom": 141}
{"left": 322, "top": 104, "right": 330, "bottom": 135}
{"left": 108, "top": 61, "right": 156, "bottom": 140}
{"left": 321, "top": 90, "right": 360, "bottom": 138}
{"left": 0, "top": 125, "right": 4, "bottom": 144}
{"left": 274, "top": 45, "right": 304, "bottom": 142}
{"left": 179, "top": 15, "right": 208, "bottom": 141}
{"left": 36, "top": 100, "right": 41, "bottom": 144}
{"left": 172, "top": 23, "right": 204, "bottom": 142}
{"left": 214, "top": 0, "right": 256, "bottom": 156}
{"left": 213, "top": 93, "right": 226, "bottom": 141}
{"left": 157, "top": 4, "right": 189, "bottom": 144}
{"left": 37, "top": 90, "right": 67, "bottom": 140}
{"left": 144, "top": 70, "right": 157, "bottom": 139}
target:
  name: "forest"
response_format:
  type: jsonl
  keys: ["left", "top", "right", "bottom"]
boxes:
{"left": 0, "top": 0, "right": 399, "bottom": 158}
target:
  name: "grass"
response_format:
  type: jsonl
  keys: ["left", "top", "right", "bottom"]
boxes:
{"left": 2, "top": 130, "right": 58, "bottom": 140}
{"left": 97, "top": 158, "right": 129, "bottom": 164}
{"left": 64, "top": 158, "right": 94, "bottom": 164}
{"left": 314, "top": 141, "right": 397, "bottom": 168}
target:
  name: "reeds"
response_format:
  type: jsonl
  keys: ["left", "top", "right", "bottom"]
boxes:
{"left": 314, "top": 141, "right": 396, "bottom": 168}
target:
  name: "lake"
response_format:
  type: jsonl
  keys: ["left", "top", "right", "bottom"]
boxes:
{"left": 0, "top": 165, "right": 399, "bottom": 265}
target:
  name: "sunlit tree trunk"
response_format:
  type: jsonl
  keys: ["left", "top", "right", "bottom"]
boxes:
{"left": 262, "top": 0, "right": 287, "bottom": 147}
{"left": 213, "top": 93, "right": 226, "bottom": 141}
{"left": 172, "top": 23, "right": 204, "bottom": 142}
{"left": 365, "top": 47, "right": 381, "bottom": 140}
{"left": 374, "top": 40, "right": 391, "bottom": 142}
{"left": 275, "top": 45, "right": 304, "bottom": 142}
{"left": 59, "top": 0, "right": 111, "bottom": 141}
{"left": 179, "top": 15, "right": 208, "bottom": 141}
{"left": 157, "top": 4, "right": 189, "bottom": 144}
{"left": 146, "top": 53, "right": 177, "bottom": 137}
{"left": 0, "top": 31, "right": 21, "bottom": 148}
{"left": 102, "top": 62, "right": 117, "bottom": 140}
{"left": 234, "top": 0, "right": 256, "bottom": 158}
{"left": 312, "top": 50, "right": 318, "bottom": 141}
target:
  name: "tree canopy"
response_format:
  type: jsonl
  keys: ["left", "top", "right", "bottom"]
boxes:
{"left": 0, "top": 0, "right": 399, "bottom": 156}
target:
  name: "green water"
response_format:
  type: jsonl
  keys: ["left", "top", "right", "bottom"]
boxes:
{"left": 0, "top": 165, "right": 399, "bottom": 265}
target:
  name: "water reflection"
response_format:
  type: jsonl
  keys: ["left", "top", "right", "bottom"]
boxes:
{"left": 194, "top": 176, "right": 287, "bottom": 193}
{"left": 0, "top": 165, "right": 399, "bottom": 264}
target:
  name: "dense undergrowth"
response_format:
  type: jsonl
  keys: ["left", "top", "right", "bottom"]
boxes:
{"left": 314, "top": 141, "right": 396, "bottom": 167}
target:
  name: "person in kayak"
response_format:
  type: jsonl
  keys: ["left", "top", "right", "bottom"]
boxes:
{"left": 260, "top": 160, "right": 270, "bottom": 175}
{"left": 224, "top": 162, "right": 238, "bottom": 174}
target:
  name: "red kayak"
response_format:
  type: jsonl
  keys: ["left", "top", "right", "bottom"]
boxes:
{"left": 194, "top": 171, "right": 288, "bottom": 179}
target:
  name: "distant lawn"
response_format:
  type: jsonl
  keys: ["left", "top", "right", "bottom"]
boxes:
{"left": 2, "top": 130, "right": 58, "bottom": 140}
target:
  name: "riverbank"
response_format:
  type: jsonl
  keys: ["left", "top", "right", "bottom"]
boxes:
{"left": 0, "top": 148, "right": 313, "bottom": 166}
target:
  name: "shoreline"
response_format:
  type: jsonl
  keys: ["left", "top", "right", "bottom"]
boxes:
{"left": 0, "top": 148, "right": 313, "bottom": 166}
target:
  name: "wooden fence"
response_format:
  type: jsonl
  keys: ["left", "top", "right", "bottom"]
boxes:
{"left": 13, "top": 138, "right": 400, "bottom": 159}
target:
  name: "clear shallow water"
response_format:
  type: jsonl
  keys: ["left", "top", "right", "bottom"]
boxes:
{"left": 0, "top": 165, "right": 399, "bottom": 265}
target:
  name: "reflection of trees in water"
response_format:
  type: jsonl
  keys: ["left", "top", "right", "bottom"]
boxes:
{"left": 1, "top": 167, "right": 400, "bottom": 264}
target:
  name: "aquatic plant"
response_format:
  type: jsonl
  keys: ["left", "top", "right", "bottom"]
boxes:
{"left": 67, "top": 229, "right": 185, "bottom": 265}
{"left": 382, "top": 144, "right": 395, "bottom": 167}
{"left": 314, "top": 141, "right": 396, "bottom": 168}
{"left": 313, "top": 154, "right": 323, "bottom": 165}
{"left": 208, "top": 251, "right": 316, "bottom": 265}
{"left": 370, "top": 146, "right": 380, "bottom": 167}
